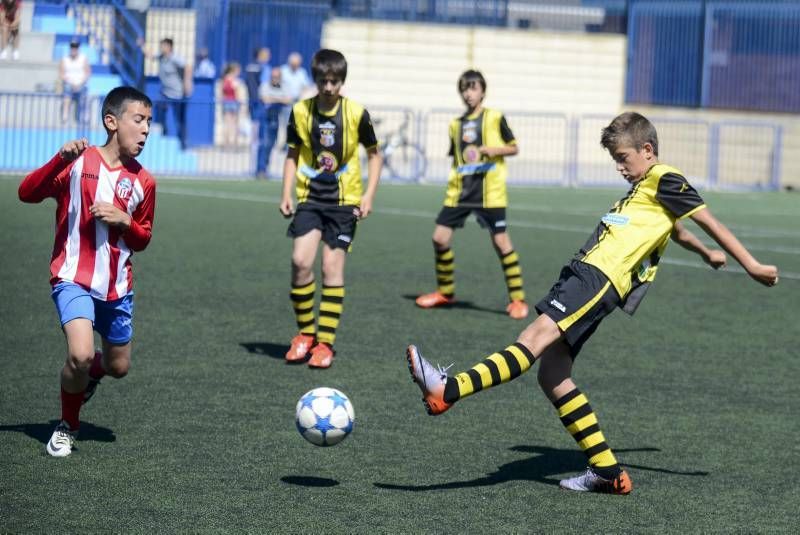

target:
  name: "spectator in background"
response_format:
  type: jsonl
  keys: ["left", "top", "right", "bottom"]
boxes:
{"left": 0, "top": 0, "right": 22, "bottom": 61}
{"left": 278, "top": 52, "right": 314, "bottom": 148}
{"left": 221, "top": 62, "right": 244, "bottom": 149}
{"left": 280, "top": 52, "right": 314, "bottom": 103}
{"left": 255, "top": 66, "right": 290, "bottom": 178}
{"left": 193, "top": 46, "right": 216, "bottom": 79}
{"left": 59, "top": 40, "right": 91, "bottom": 125}
{"left": 244, "top": 47, "right": 270, "bottom": 121}
{"left": 141, "top": 37, "right": 192, "bottom": 148}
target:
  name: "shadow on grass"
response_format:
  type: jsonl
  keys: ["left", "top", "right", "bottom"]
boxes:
{"left": 240, "top": 341, "right": 289, "bottom": 359}
{"left": 0, "top": 420, "right": 116, "bottom": 445}
{"left": 401, "top": 294, "right": 506, "bottom": 316}
{"left": 374, "top": 445, "right": 708, "bottom": 491}
{"left": 281, "top": 475, "right": 339, "bottom": 487}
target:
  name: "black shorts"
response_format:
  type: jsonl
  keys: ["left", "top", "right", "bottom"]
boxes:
{"left": 435, "top": 206, "right": 508, "bottom": 235}
{"left": 287, "top": 203, "right": 359, "bottom": 251}
{"left": 535, "top": 259, "right": 621, "bottom": 358}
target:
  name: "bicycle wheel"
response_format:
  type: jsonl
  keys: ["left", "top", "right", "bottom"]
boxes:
{"left": 385, "top": 143, "right": 427, "bottom": 182}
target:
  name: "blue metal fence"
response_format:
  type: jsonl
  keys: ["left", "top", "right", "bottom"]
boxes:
{"left": 195, "top": 0, "right": 329, "bottom": 81}
{"left": 628, "top": 0, "right": 800, "bottom": 112}
{"left": 627, "top": 1, "right": 704, "bottom": 108}
{"left": 702, "top": 2, "right": 800, "bottom": 113}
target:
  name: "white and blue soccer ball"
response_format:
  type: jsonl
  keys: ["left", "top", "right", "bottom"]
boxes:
{"left": 295, "top": 387, "right": 355, "bottom": 447}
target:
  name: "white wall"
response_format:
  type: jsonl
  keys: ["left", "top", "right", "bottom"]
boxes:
{"left": 322, "top": 18, "right": 626, "bottom": 115}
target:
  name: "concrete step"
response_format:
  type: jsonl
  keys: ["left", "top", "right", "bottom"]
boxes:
{"left": 0, "top": 60, "right": 60, "bottom": 93}
{"left": 5, "top": 32, "right": 56, "bottom": 63}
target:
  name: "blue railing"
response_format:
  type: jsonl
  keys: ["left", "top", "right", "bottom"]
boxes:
{"left": 71, "top": 0, "right": 145, "bottom": 87}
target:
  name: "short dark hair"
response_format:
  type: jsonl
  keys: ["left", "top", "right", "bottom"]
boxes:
{"left": 101, "top": 86, "right": 152, "bottom": 132}
{"left": 458, "top": 70, "right": 486, "bottom": 93}
{"left": 311, "top": 49, "right": 347, "bottom": 82}
{"left": 160, "top": 38, "right": 174, "bottom": 48}
{"left": 601, "top": 111, "right": 659, "bottom": 156}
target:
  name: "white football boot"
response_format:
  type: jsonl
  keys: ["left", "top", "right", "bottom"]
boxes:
{"left": 559, "top": 466, "right": 633, "bottom": 495}
{"left": 46, "top": 421, "right": 76, "bottom": 457}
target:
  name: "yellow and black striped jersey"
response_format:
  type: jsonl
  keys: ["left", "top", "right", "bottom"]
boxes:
{"left": 577, "top": 163, "right": 706, "bottom": 313}
{"left": 287, "top": 96, "right": 378, "bottom": 206}
{"left": 443, "top": 108, "right": 516, "bottom": 208}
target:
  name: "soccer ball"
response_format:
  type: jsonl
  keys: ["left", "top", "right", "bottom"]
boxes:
{"left": 295, "top": 387, "right": 355, "bottom": 447}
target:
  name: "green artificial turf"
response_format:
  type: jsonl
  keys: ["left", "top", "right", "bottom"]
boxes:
{"left": 1, "top": 177, "right": 798, "bottom": 532}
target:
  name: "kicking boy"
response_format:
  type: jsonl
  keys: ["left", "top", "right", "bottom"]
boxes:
{"left": 279, "top": 49, "right": 382, "bottom": 368}
{"left": 416, "top": 70, "right": 528, "bottom": 319}
{"left": 406, "top": 112, "right": 779, "bottom": 494}
{"left": 19, "top": 86, "right": 156, "bottom": 457}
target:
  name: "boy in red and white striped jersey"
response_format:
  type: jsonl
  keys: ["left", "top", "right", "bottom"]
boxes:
{"left": 19, "top": 86, "right": 156, "bottom": 457}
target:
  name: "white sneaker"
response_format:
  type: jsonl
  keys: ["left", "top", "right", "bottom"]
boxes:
{"left": 559, "top": 466, "right": 632, "bottom": 494}
{"left": 46, "top": 421, "right": 76, "bottom": 457}
{"left": 0, "top": 48, "right": 8, "bottom": 60}
{"left": 12, "top": 49, "right": 19, "bottom": 61}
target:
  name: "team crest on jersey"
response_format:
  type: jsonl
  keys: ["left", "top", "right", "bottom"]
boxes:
{"left": 462, "top": 144, "right": 481, "bottom": 163}
{"left": 319, "top": 121, "right": 336, "bottom": 148}
{"left": 116, "top": 177, "right": 133, "bottom": 200}
{"left": 462, "top": 121, "right": 478, "bottom": 144}
{"left": 317, "top": 151, "right": 338, "bottom": 172}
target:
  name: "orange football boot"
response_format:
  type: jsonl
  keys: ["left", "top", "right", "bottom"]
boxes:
{"left": 308, "top": 343, "right": 335, "bottom": 369}
{"left": 285, "top": 333, "right": 315, "bottom": 363}
{"left": 415, "top": 291, "right": 455, "bottom": 309}
{"left": 506, "top": 299, "right": 529, "bottom": 319}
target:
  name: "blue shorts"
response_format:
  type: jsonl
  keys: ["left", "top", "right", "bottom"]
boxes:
{"left": 51, "top": 281, "right": 134, "bottom": 344}
{"left": 222, "top": 101, "right": 240, "bottom": 114}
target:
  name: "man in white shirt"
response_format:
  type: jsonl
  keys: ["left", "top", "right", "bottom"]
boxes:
{"left": 59, "top": 40, "right": 91, "bottom": 124}
{"left": 278, "top": 52, "right": 314, "bottom": 150}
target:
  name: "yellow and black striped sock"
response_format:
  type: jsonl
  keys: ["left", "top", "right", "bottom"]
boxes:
{"left": 435, "top": 248, "right": 455, "bottom": 298}
{"left": 554, "top": 388, "right": 621, "bottom": 478}
{"left": 317, "top": 285, "right": 345, "bottom": 346}
{"left": 443, "top": 342, "right": 536, "bottom": 403}
{"left": 290, "top": 280, "right": 316, "bottom": 336}
{"left": 500, "top": 250, "right": 525, "bottom": 302}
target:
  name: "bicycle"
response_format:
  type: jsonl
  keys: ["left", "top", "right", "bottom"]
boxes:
{"left": 374, "top": 115, "right": 427, "bottom": 182}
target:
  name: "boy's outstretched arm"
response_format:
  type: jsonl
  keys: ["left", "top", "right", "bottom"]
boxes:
{"left": 358, "top": 147, "right": 383, "bottom": 219}
{"left": 689, "top": 207, "right": 779, "bottom": 286}
{"left": 279, "top": 147, "right": 299, "bottom": 218}
{"left": 19, "top": 139, "right": 88, "bottom": 203}
{"left": 671, "top": 220, "right": 726, "bottom": 269}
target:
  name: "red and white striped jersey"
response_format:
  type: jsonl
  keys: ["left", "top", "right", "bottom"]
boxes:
{"left": 19, "top": 147, "right": 156, "bottom": 301}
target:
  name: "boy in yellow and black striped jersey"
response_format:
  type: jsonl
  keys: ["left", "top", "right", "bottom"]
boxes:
{"left": 279, "top": 49, "right": 382, "bottom": 369}
{"left": 415, "top": 70, "right": 529, "bottom": 319}
{"left": 406, "top": 112, "right": 779, "bottom": 494}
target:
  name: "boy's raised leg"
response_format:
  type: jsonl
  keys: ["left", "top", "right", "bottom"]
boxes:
{"left": 407, "top": 314, "right": 560, "bottom": 414}
{"left": 84, "top": 349, "right": 105, "bottom": 404}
